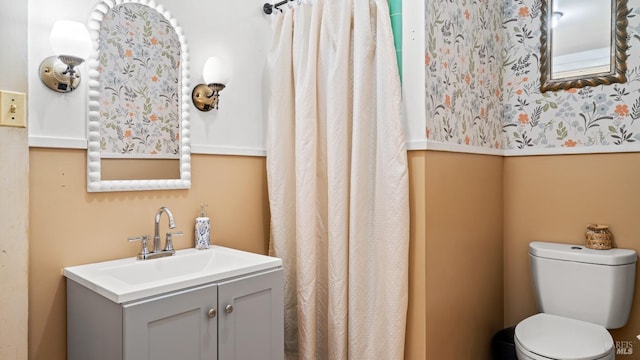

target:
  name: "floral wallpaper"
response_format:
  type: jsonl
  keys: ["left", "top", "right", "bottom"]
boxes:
{"left": 503, "top": 0, "right": 640, "bottom": 150}
{"left": 425, "top": 0, "right": 505, "bottom": 149}
{"left": 425, "top": 0, "right": 640, "bottom": 152}
{"left": 98, "top": 3, "right": 181, "bottom": 158}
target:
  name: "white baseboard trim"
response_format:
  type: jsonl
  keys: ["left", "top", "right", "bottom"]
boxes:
{"left": 191, "top": 144, "right": 266, "bottom": 157}
{"left": 29, "top": 136, "right": 87, "bottom": 149}
{"left": 425, "top": 141, "right": 504, "bottom": 156}
{"left": 406, "top": 139, "right": 427, "bottom": 150}
{"left": 503, "top": 144, "right": 640, "bottom": 156}
{"left": 28, "top": 136, "right": 640, "bottom": 158}
{"left": 409, "top": 139, "right": 640, "bottom": 157}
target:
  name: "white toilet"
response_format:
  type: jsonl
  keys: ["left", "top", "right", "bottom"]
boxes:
{"left": 515, "top": 241, "right": 637, "bottom": 360}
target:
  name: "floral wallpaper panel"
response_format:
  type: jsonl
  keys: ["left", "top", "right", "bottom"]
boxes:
{"left": 425, "top": 0, "right": 640, "bottom": 153}
{"left": 98, "top": 3, "right": 181, "bottom": 158}
{"left": 425, "top": 0, "right": 505, "bottom": 150}
{"left": 502, "top": 0, "right": 640, "bottom": 150}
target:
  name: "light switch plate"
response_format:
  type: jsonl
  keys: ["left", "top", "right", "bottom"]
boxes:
{"left": 0, "top": 90, "right": 27, "bottom": 128}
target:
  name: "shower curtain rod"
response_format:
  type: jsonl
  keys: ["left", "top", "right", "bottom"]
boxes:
{"left": 263, "top": 0, "right": 294, "bottom": 14}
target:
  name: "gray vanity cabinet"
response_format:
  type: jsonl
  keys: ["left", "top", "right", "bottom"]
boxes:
{"left": 218, "top": 269, "right": 284, "bottom": 359}
{"left": 123, "top": 283, "right": 218, "bottom": 359}
{"left": 67, "top": 268, "right": 284, "bottom": 360}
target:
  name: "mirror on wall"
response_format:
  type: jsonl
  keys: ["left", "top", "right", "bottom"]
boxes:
{"left": 540, "top": 0, "right": 629, "bottom": 92}
{"left": 86, "top": 0, "right": 191, "bottom": 192}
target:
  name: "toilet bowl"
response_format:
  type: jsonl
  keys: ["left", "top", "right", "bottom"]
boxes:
{"left": 514, "top": 313, "right": 614, "bottom": 360}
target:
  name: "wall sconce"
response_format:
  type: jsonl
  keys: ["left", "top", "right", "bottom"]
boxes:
{"left": 192, "top": 57, "right": 230, "bottom": 111}
{"left": 39, "top": 20, "right": 92, "bottom": 93}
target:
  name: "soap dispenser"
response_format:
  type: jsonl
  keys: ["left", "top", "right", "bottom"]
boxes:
{"left": 195, "top": 203, "right": 211, "bottom": 250}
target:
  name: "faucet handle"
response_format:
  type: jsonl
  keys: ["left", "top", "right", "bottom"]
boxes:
{"left": 128, "top": 235, "right": 150, "bottom": 259}
{"left": 164, "top": 231, "right": 184, "bottom": 253}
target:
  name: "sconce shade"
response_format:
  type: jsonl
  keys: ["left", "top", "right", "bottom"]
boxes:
{"left": 202, "top": 57, "right": 230, "bottom": 85}
{"left": 50, "top": 20, "right": 92, "bottom": 60}
{"left": 40, "top": 20, "right": 91, "bottom": 92}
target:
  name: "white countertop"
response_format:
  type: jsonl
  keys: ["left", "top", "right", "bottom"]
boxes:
{"left": 64, "top": 246, "right": 282, "bottom": 304}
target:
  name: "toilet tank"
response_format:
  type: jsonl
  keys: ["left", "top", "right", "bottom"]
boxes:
{"left": 530, "top": 241, "right": 637, "bottom": 329}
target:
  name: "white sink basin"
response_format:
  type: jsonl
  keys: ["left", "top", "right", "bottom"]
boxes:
{"left": 64, "top": 246, "right": 282, "bottom": 303}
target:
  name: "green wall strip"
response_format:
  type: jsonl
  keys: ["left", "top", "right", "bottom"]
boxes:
{"left": 388, "top": 0, "right": 402, "bottom": 80}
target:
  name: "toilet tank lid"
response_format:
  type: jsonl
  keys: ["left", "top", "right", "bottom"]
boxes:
{"left": 530, "top": 241, "right": 638, "bottom": 266}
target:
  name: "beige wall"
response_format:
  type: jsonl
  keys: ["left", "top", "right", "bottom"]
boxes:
{"left": 31, "top": 146, "right": 640, "bottom": 360}
{"left": 504, "top": 153, "right": 640, "bottom": 347}
{"left": 423, "top": 151, "right": 504, "bottom": 359}
{"left": 405, "top": 150, "right": 505, "bottom": 359}
{"left": 32, "top": 143, "right": 640, "bottom": 360}
{"left": 29, "top": 150, "right": 270, "bottom": 360}
{"left": 406, "top": 151, "right": 427, "bottom": 359}
{"left": 30, "top": 148, "right": 433, "bottom": 360}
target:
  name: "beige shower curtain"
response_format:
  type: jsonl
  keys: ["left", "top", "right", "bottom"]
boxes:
{"left": 266, "top": 1, "right": 409, "bottom": 359}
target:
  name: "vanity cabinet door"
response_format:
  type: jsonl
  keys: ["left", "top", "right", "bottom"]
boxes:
{"left": 123, "top": 284, "right": 218, "bottom": 360}
{"left": 218, "top": 268, "right": 284, "bottom": 360}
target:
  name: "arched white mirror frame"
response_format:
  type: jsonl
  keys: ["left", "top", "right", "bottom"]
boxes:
{"left": 86, "top": 0, "right": 191, "bottom": 192}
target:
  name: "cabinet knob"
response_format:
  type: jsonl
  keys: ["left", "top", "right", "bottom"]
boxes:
{"left": 225, "top": 304, "right": 234, "bottom": 314}
{"left": 208, "top": 308, "right": 217, "bottom": 318}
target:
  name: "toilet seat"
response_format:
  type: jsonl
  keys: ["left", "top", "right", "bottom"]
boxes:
{"left": 515, "top": 337, "right": 613, "bottom": 360}
{"left": 515, "top": 313, "right": 614, "bottom": 360}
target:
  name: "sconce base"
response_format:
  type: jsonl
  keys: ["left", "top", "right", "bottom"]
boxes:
{"left": 39, "top": 55, "right": 81, "bottom": 93}
{"left": 192, "top": 83, "right": 225, "bottom": 111}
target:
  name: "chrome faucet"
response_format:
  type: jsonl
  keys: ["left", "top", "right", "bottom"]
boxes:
{"left": 154, "top": 206, "right": 176, "bottom": 253}
{"left": 128, "top": 206, "right": 183, "bottom": 260}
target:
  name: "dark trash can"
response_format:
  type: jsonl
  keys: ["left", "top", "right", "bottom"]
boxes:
{"left": 491, "top": 326, "right": 517, "bottom": 360}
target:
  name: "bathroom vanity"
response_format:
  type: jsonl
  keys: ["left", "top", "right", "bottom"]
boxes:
{"left": 64, "top": 246, "right": 284, "bottom": 360}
